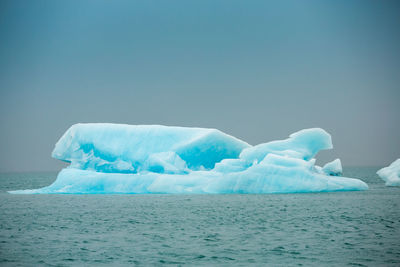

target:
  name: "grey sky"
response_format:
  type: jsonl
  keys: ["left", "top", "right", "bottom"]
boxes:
{"left": 0, "top": 0, "right": 399, "bottom": 172}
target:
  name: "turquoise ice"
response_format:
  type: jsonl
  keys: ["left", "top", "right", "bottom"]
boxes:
{"left": 10, "top": 123, "right": 368, "bottom": 194}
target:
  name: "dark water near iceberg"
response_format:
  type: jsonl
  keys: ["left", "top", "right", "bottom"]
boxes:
{"left": 1, "top": 167, "right": 399, "bottom": 266}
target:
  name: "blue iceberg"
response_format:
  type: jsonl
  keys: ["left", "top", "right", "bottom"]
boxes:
{"left": 10, "top": 123, "right": 368, "bottom": 194}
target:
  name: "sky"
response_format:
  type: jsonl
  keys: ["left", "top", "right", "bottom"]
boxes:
{"left": 0, "top": 0, "right": 399, "bottom": 172}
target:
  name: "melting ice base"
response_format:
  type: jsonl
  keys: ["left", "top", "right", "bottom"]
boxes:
{"left": 377, "top": 159, "right": 400, "bottom": 186}
{"left": 10, "top": 124, "right": 368, "bottom": 194}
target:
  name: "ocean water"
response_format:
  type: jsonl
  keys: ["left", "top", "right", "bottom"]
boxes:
{"left": 0, "top": 167, "right": 399, "bottom": 266}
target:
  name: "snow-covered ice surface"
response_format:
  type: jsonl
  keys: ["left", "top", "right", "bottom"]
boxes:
{"left": 377, "top": 159, "right": 400, "bottom": 186}
{"left": 9, "top": 123, "right": 368, "bottom": 194}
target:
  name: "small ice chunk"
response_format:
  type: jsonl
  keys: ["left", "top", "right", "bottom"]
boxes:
{"left": 322, "top": 159, "right": 342, "bottom": 176}
{"left": 377, "top": 159, "right": 400, "bottom": 186}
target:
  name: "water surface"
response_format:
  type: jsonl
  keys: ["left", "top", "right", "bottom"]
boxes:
{"left": 0, "top": 167, "right": 399, "bottom": 266}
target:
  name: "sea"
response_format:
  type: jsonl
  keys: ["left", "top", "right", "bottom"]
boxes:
{"left": 0, "top": 167, "right": 399, "bottom": 266}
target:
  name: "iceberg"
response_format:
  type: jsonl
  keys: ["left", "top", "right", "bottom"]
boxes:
{"left": 9, "top": 123, "right": 368, "bottom": 194}
{"left": 377, "top": 159, "right": 400, "bottom": 186}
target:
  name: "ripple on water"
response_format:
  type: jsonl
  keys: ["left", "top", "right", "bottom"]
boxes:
{"left": 0, "top": 168, "right": 399, "bottom": 265}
